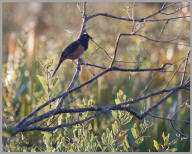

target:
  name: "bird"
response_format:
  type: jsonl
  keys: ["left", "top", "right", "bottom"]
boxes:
{"left": 52, "top": 33, "right": 92, "bottom": 77}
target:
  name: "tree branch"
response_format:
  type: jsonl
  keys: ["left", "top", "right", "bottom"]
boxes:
{"left": 13, "top": 81, "right": 189, "bottom": 135}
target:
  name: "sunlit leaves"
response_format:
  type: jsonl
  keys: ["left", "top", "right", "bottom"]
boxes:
{"left": 37, "top": 75, "right": 47, "bottom": 90}
{"left": 42, "top": 132, "right": 52, "bottom": 149}
{"left": 162, "top": 132, "right": 169, "bottom": 147}
{"left": 153, "top": 140, "right": 160, "bottom": 151}
{"left": 131, "top": 127, "right": 139, "bottom": 139}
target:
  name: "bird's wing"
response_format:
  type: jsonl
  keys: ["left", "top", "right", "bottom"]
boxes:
{"left": 52, "top": 40, "right": 80, "bottom": 77}
{"left": 60, "top": 40, "right": 81, "bottom": 59}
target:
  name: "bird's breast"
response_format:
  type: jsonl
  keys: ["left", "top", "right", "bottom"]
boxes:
{"left": 67, "top": 44, "right": 85, "bottom": 60}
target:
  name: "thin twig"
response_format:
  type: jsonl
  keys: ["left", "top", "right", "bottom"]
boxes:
{"left": 160, "top": 4, "right": 190, "bottom": 16}
{"left": 79, "top": 2, "right": 87, "bottom": 36}
{"left": 170, "top": 121, "right": 189, "bottom": 139}
{"left": 90, "top": 38, "right": 112, "bottom": 60}
{"left": 110, "top": 31, "right": 189, "bottom": 68}
{"left": 12, "top": 81, "right": 189, "bottom": 135}
{"left": 159, "top": 19, "right": 169, "bottom": 37}
{"left": 110, "top": 33, "right": 122, "bottom": 67}
{"left": 131, "top": 2, "right": 136, "bottom": 33}
{"left": 164, "top": 57, "right": 186, "bottom": 89}
{"left": 87, "top": 12, "right": 189, "bottom": 23}
{"left": 14, "top": 81, "right": 188, "bottom": 129}
{"left": 56, "top": 60, "right": 82, "bottom": 110}
{"left": 180, "top": 49, "right": 190, "bottom": 86}
{"left": 148, "top": 113, "right": 189, "bottom": 124}
{"left": 16, "top": 63, "right": 173, "bottom": 127}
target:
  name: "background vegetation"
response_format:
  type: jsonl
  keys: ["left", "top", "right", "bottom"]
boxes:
{"left": 2, "top": 2, "right": 190, "bottom": 152}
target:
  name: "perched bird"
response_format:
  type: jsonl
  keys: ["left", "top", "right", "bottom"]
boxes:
{"left": 52, "top": 34, "right": 92, "bottom": 77}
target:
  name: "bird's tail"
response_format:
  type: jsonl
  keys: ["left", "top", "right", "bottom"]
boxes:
{"left": 52, "top": 62, "right": 62, "bottom": 77}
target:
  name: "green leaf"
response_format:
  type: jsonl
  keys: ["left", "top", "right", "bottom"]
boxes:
{"left": 88, "top": 98, "right": 94, "bottom": 106}
{"left": 106, "top": 128, "right": 111, "bottom": 137}
{"left": 131, "top": 128, "right": 139, "bottom": 139}
{"left": 69, "top": 148, "right": 74, "bottom": 152}
{"left": 162, "top": 132, "right": 165, "bottom": 141}
{"left": 166, "top": 148, "right": 177, "bottom": 152}
{"left": 88, "top": 123, "right": 92, "bottom": 131}
{"left": 31, "top": 148, "right": 36, "bottom": 152}
{"left": 45, "top": 59, "right": 53, "bottom": 68}
{"left": 57, "top": 114, "right": 63, "bottom": 125}
{"left": 90, "top": 133, "right": 94, "bottom": 143}
{"left": 115, "top": 98, "right": 121, "bottom": 104}
{"left": 136, "top": 137, "right": 144, "bottom": 144}
{"left": 117, "top": 89, "right": 127, "bottom": 102}
{"left": 112, "top": 121, "right": 119, "bottom": 135}
{"left": 112, "top": 111, "right": 118, "bottom": 119}
{"left": 117, "top": 89, "right": 124, "bottom": 98}
{"left": 42, "top": 131, "right": 52, "bottom": 140}
{"left": 153, "top": 140, "right": 159, "bottom": 151}
{"left": 37, "top": 75, "right": 47, "bottom": 89}
{"left": 61, "top": 138, "right": 69, "bottom": 149}
{"left": 52, "top": 77, "right": 58, "bottom": 86}
{"left": 42, "top": 131, "right": 52, "bottom": 148}
{"left": 118, "top": 110, "right": 122, "bottom": 118}
{"left": 54, "top": 134, "right": 61, "bottom": 142}
{"left": 123, "top": 136, "right": 130, "bottom": 150}
{"left": 101, "top": 133, "right": 107, "bottom": 145}
{"left": 165, "top": 133, "right": 169, "bottom": 146}
{"left": 162, "top": 132, "right": 169, "bottom": 146}
{"left": 123, "top": 95, "right": 126, "bottom": 101}
{"left": 123, "top": 115, "right": 133, "bottom": 125}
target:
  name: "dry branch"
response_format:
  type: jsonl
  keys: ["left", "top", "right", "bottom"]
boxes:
{"left": 13, "top": 2, "right": 190, "bottom": 138}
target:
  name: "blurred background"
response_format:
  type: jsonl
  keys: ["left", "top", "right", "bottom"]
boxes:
{"left": 2, "top": 2, "right": 190, "bottom": 152}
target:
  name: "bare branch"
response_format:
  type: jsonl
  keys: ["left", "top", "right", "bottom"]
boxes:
{"left": 121, "top": 33, "right": 189, "bottom": 46}
{"left": 12, "top": 3, "right": 190, "bottom": 138}
{"left": 16, "top": 62, "right": 175, "bottom": 128}
{"left": 90, "top": 38, "right": 112, "bottom": 60}
{"left": 110, "top": 33, "right": 122, "bottom": 67}
{"left": 164, "top": 57, "right": 186, "bottom": 89}
{"left": 160, "top": 4, "right": 190, "bottom": 16}
{"left": 79, "top": 2, "right": 88, "bottom": 36}
{"left": 180, "top": 49, "right": 190, "bottom": 86}
{"left": 87, "top": 13, "right": 189, "bottom": 23}
{"left": 56, "top": 59, "right": 82, "bottom": 110}
{"left": 170, "top": 121, "right": 189, "bottom": 139}
{"left": 12, "top": 80, "right": 189, "bottom": 135}
{"left": 77, "top": 3, "right": 83, "bottom": 14}
{"left": 148, "top": 113, "right": 189, "bottom": 124}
